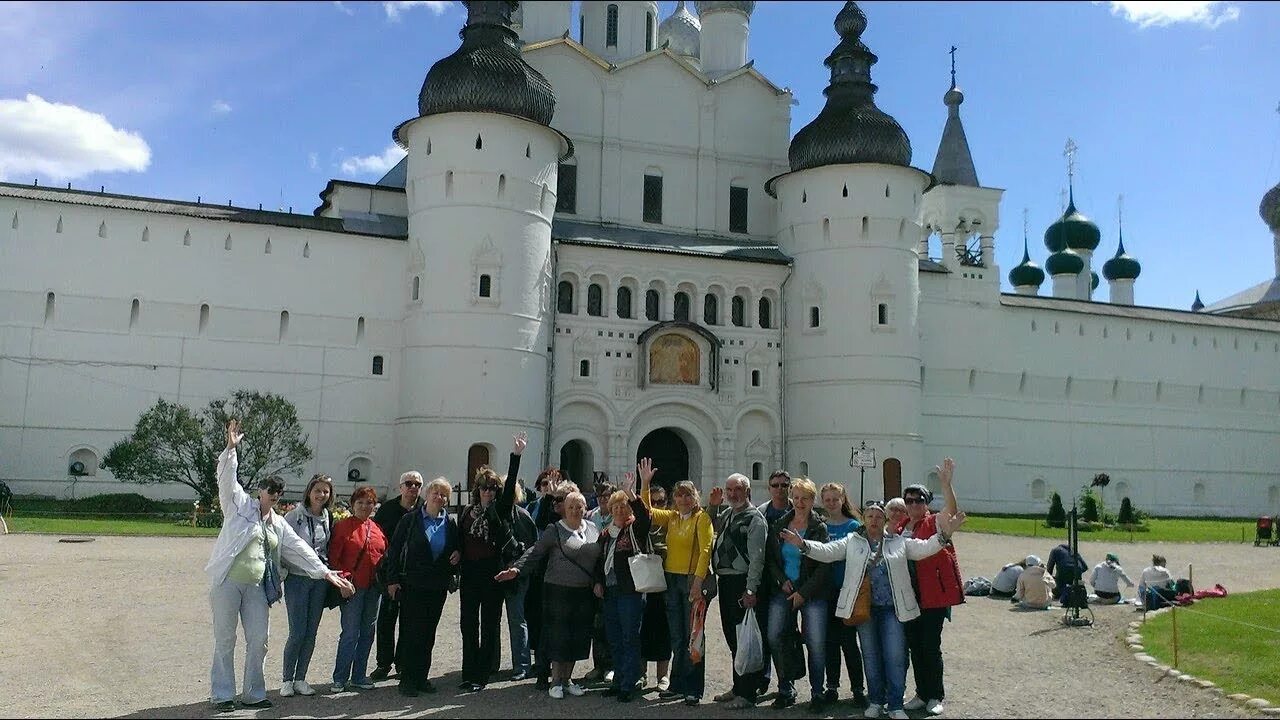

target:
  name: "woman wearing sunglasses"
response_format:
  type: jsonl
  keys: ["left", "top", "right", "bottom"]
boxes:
{"left": 456, "top": 432, "right": 527, "bottom": 692}
{"left": 897, "top": 459, "right": 963, "bottom": 718}
{"left": 206, "top": 420, "right": 353, "bottom": 713}
{"left": 779, "top": 460, "right": 966, "bottom": 720}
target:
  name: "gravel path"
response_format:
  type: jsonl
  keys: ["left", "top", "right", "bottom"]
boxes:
{"left": 1, "top": 530, "right": 1273, "bottom": 719}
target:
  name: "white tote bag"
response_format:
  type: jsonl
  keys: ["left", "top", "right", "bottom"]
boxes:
{"left": 626, "top": 525, "right": 667, "bottom": 593}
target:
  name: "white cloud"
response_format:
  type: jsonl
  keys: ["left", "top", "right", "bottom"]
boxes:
{"left": 384, "top": 1, "right": 452, "bottom": 21}
{"left": 0, "top": 94, "right": 150, "bottom": 181}
{"left": 332, "top": 1, "right": 355, "bottom": 15}
{"left": 1099, "top": 1, "right": 1240, "bottom": 29}
{"left": 308, "top": 152, "right": 319, "bottom": 171}
{"left": 339, "top": 144, "right": 406, "bottom": 176}
{"left": 211, "top": 99, "right": 232, "bottom": 115}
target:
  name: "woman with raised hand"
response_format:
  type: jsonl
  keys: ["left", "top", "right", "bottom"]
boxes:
{"left": 383, "top": 476, "right": 462, "bottom": 698}
{"left": 818, "top": 482, "right": 867, "bottom": 708}
{"left": 457, "top": 432, "right": 526, "bottom": 692}
{"left": 495, "top": 488, "right": 601, "bottom": 700}
{"left": 593, "top": 472, "right": 651, "bottom": 703}
{"left": 328, "top": 485, "right": 388, "bottom": 691}
{"left": 638, "top": 457, "right": 714, "bottom": 707}
{"left": 639, "top": 483, "right": 673, "bottom": 693}
{"left": 280, "top": 473, "right": 336, "bottom": 698}
{"left": 762, "top": 477, "right": 830, "bottom": 711}
{"left": 780, "top": 474, "right": 967, "bottom": 720}
{"left": 206, "top": 420, "right": 352, "bottom": 713}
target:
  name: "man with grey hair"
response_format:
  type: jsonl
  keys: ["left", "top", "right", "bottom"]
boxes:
{"left": 707, "top": 473, "right": 768, "bottom": 708}
{"left": 370, "top": 471, "right": 424, "bottom": 681}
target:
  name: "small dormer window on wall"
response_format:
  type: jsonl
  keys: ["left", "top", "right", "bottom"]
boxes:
{"left": 606, "top": 4, "right": 619, "bottom": 47}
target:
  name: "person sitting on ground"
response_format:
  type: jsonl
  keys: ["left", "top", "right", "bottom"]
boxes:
{"left": 1089, "top": 553, "right": 1135, "bottom": 604}
{"left": 990, "top": 559, "right": 1026, "bottom": 599}
{"left": 1014, "top": 555, "right": 1055, "bottom": 610}
{"left": 1138, "top": 554, "right": 1176, "bottom": 609}
{"left": 1045, "top": 542, "right": 1087, "bottom": 605}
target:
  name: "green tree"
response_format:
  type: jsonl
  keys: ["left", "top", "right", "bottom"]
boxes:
{"left": 1047, "top": 491, "right": 1067, "bottom": 528}
{"left": 1117, "top": 496, "right": 1137, "bottom": 526}
{"left": 1080, "top": 488, "right": 1101, "bottom": 523}
{"left": 102, "top": 390, "right": 312, "bottom": 506}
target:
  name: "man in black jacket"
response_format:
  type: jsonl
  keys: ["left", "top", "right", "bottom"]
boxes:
{"left": 368, "top": 471, "right": 423, "bottom": 681}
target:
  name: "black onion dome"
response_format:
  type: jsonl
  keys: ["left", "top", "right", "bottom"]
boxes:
{"left": 1008, "top": 240, "right": 1045, "bottom": 288}
{"left": 1102, "top": 236, "right": 1141, "bottom": 281}
{"left": 788, "top": 2, "right": 911, "bottom": 172}
{"left": 417, "top": 1, "right": 554, "bottom": 126}
{"left": 1261, "top": 182, "right": 1280, "bottom": 232}
{"left": 1044, "top": 192, "right": 1101, "bottom": 253}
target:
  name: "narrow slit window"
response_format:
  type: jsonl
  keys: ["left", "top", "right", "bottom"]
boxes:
{"left": 810, "top": 306, "right": 821, "bottom": 328}
{"left": 877, "top": 303, "right": 888, "bottom": 325}
{"left": 645, "top": 12, "right": 654, "bottom": 51}
{"left": 479, "top": 274, "right": 492, "bottom": 298}
{"left": 751, "top": 369, "right": 761, "bottom": 387}
{"left": 579, "top": 359, "right": 591, "bottom": 377}
{"left": 729, "top": 185, "right": 748, "bottom": 233}
{"left": 758, "top": 298, "right": 772, "bottom": 329}
{"left": 412, "top": 276, "right": 421, "bottom": 301}
{"left": 606, "top": 4, "right": 619, "bottom": 46}
{"left": 643, "top": 174, "right": 663, "bottom": 224}
{"left": 556, "top": 163, "right": 577, "bottom": 213}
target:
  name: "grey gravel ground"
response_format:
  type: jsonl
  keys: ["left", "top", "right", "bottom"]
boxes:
{"left": 1, "top": 531, "right": 1273, "bottom": 719}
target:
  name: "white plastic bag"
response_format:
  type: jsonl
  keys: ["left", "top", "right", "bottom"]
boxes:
{"left": 734, "top": 607, "right": 764, "bottom": 675}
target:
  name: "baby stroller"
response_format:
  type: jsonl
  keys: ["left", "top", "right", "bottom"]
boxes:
{"left": 1257, "top": 516, "right": 1278, "bottom": 547}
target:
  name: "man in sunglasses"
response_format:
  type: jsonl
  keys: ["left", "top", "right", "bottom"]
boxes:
{"left": 369, "top": 472, "right": 425, "bottom": 681}
{"left": 752, "top": 470, "right": 793, "bottom": 701}
{"left": 897, "top": 459, "right": 962, "bottom": 718}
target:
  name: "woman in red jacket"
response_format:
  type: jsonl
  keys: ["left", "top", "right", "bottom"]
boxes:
{"left": 897, "top": 458, "right": 963, "bottom": 717}
{"left": 329, "top": 486, "right": 388, "bottom": 692}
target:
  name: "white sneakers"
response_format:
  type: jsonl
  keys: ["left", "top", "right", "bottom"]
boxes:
{"left": 888, "top": 711, "right": 910, "bottom": 720}
{"left": 293, "top": 681, "right": 315, "bottom": 696}
{"left": 565, "top": 682, "right": 586, "bottom": 697}
{"left": 549, "top": 685, "right": 565, "bottom": 699}
{"left": 925, "top": 699, "right": 945, "bottom": 715}
{"left": 864, "top": 705, "right": 883, "bottom": 718}
{"left": 904, "top": 695, "right": 926, "bottom": 710}
{"left": 279, "top": 682, "right": 294, "bottom": 698}
{"left": 656, "top": 676, "right": 670, "bottom": 692}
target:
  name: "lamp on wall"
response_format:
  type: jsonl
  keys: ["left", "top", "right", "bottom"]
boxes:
{"left": 69, "top": 461, "right": 86, "bottom": 476}
{"left": 347, "top": 468, "right": 362, "bottom": 481}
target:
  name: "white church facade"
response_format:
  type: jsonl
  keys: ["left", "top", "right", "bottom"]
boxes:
{"left": 3, "top": 1, "right": 1280, "bottom": 517}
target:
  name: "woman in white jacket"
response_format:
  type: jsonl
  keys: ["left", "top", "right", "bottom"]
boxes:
{"left": 781, "top": 498, "right": 965, "bottom": 720}
{"left": 205, "top": 420, "right": 353, "bottom": 713}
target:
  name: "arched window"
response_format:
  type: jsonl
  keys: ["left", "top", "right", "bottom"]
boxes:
{"left": 478, "top": 274, "right": 492, "bottom": 298}
{"left": 645, "top": 11, "right": 654, "bottom": 51}
{"left": 809, "top": 306, "right": 821, "bottom": 328}
{"left": 799, "top": 461, "right": 809, "bottom": 476}
{"left": 674, "top": 292, "right": 691, "bottom": 322}
{"left": 606, "top": 4, "right": 619, "bottom": 47}
{"left": 703, "top": 294, "right": 718, "bottom": 325}
{"left": 878, "top": 303, "right": 888, "bottom": 325}
{"left": 617, "top": 286, "right": 633, "bottom": 319}
{"left": 1031, "top": 478, "right": 1046, "bottom": 500}
{"left": 372, "top": 355, "right": 384, "bottom": 376}
{"left": 587, "top": 283, "right": 603, "bottom": 316}
{"left": 645, "top": 289, "right": 660, "bottom": 321}
{"left": 758, "top": 297, "right": 772, "bottom": 329}
{"left": 44, "top": 292, "right": 55, "bottom": 326}
{"left": 731, "top": 296, "right": 746, "bottom": 327}
{"left": 278, "top": 310, "right": 289, "bottom": 342}
{"left": 1193, "top": 482, "right": 1206, "bottom": 503}
{"left": 557, "top": 280, "right": 575, "bottom": 314}
{"left": 198, "top": 303, "right": 210, "bottom": 336}
{"left": 751, "top": 462, "right": 762, "bottom": 481}
{"left": 579, "top": 359, "right": 591, "bottom": 377}
{"left": 751, "top": 369, "right": 761, "bottom": 387}
{"left": 130, "top": 298, "right": 140, "bottom": 330}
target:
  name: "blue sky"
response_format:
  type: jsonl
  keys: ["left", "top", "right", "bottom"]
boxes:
{"left": 1, "top": 1, "right": 1278, "bottom": 311}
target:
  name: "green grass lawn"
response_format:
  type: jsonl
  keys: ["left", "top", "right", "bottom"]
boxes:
{"left": 964, "top": 515, "right": 1258, "bottom": 544}
{"left": 1139, "top": 589, "right": 1280, "bottom": 702}
{"left": 7, "top": 516, "right": 220, "bottom": 537}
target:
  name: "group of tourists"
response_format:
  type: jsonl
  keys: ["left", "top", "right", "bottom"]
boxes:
{"left": 988, "top": 546, "right": 1177, "bottom": 610}
{"left": 206, "top": 419, "right": 969, "bottom": 719}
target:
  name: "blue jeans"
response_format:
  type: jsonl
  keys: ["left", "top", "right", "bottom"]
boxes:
{"left": 664, "top": 573, "right": 705, "bottom": 698}
{"left": 858, "top": 606, "right": 908, "bottom": 711}
{"left": 505, "top": 576, "right": 531, "bottom": 674}
{"left": 766, "top": 591, "right": 828, "bottom": 700}
{"left": 282, "top": 574, "right": 328, "bottom": 682}
{"left": 604, "top": 586, "right": 645, "bottom": 692}
{"left": 333, "top": 586, "right": 380, "bottom": 685}
{"left": 209, "top": 579, "right": 270, "bottom": 703}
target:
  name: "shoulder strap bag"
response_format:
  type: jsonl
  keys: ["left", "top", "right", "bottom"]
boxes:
{"left": 626, "top": 524, "right": 667, "bottom": 594}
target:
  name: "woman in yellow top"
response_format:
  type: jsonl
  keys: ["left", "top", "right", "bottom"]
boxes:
{"left": 638, "top": 457, "right": 713, "bottom": 707}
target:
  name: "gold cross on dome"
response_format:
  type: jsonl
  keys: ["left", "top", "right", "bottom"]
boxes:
{"left": 1064, "top": 138, "right": 1078, "bottom": 184}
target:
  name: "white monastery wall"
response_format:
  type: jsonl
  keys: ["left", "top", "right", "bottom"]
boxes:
{"left": 0, "top": 195, "right": 406, "bottom": 498}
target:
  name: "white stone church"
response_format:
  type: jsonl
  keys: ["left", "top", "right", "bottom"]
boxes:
{"left": 3, "top": 1, "right": 1279, "bottom": 517}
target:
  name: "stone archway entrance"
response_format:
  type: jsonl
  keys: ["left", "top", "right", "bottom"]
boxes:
{"left": 636, "top": 428, "right": 689, "bottom": 493}
{"left": 558, "top": 440, "right": 593, "bottom": 488}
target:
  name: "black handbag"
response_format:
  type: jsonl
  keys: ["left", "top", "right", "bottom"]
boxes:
{"left": 778, "top": 618, "right": 807, "bottom": 681}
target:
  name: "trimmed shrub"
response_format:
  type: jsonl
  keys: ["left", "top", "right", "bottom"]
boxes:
{"left": 1118, "top": 497, "right": 1137, "bottom": 525}
{"left": 1047, "top": 491, "right": 1067, "bottom": 528}
{"left": 70, "top": 493, "right": 161, "bottom": 515}
{"left": 1080, "top": 489, "right": 1101, "bottom": 523}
